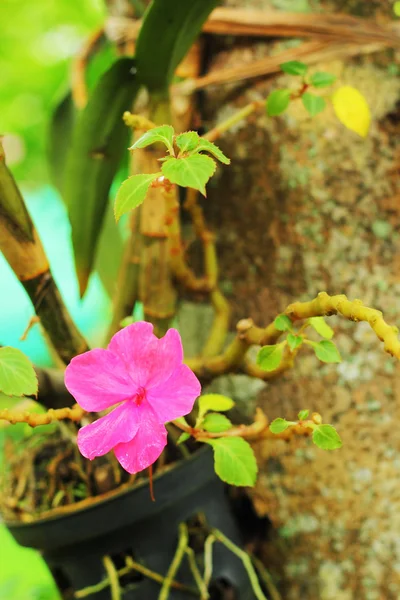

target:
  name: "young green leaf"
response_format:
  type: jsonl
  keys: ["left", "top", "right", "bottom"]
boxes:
{"left": 206, "top": 437, "right": 258, "bottom": 487}
{"left": 332, "top": 85, "right": 371, "bottom": 138}
{"left": 129, "top": 125, "right": 175, "bottom": 153}
{"left": 287, "top": 333, "right": 303, "bottom": 352}
{"left": 312, "top": 340, "right": 341, "bottom": 363}
{"left": 308, "top": 317, "right": 334, "bottom": 339}
{"left": 161, "top": 154, "right": 216, "bottom": 196}
{"left": 198, "top": 394, "right": 235, "bottom": 420}
{"left": 120, "top": 316, "right": 135, "bottom": 328}
{"left": 257, "top": 343, "right": 284, "bottom": 372}
{"left": 280, "top": 60, "right": 308, "bottom": 76}
{"left": 312, "top": 424, "right": 342, "bottom": 450}
{"left": 302, "top": 93, "right": 326, "bottom": 116}
{"left": 114, "top": 173, "right": 160, "bottom": 222}
{"left": 266, "top": 89, "right": 291, "bottom": 116}
{"left": 269, "top": 418, "right": 293, "bottom": 434}
{"left": 395, "top": 1, "right": 400, "bottom": 17}
{"left": 176, "top": 131, "right": 200, "bottom": 153}
{"left": 298, "top": 409, "right": 310, "bottom": 421}
{"left": 202, "top": 413, "right": 232, "bottom": 433}
{"left": 177, "top": 432, "right": 190, "bottom": 445}
{"left": 0, "top": 347, "right": 38, "bottom": 397}
{"left": 193, "top": 139, "right": 230, "bottom": 165}
{"left": 310, "top": 72, "right": 337, "bottom": 88}
{"left": 274, "top": 314, "right": 292, "bottom": 332}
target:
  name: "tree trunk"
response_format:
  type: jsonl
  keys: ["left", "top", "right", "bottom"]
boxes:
{"left": 204, "top": 1, "right": 400, "bottom": 599}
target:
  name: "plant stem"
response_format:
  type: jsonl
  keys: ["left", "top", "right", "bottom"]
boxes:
{"left": 0, "top": 404, "right": 85, "bottom": 427}
{"left": 204, "top": 100, "right": 264, "bottom": 142}
{"left": 75, "top": 555, "right": 199, "bottom": 598}
{"left": 102, "top": 555, "right": 121, "bottom": 600}
{"left": 185, "top": 547, "right": 210, "bottom": 600}
{"left": 159, "top": 523, "right": 189, "bottom": 600}
{"left": 211, "top": 529, "right": 267, "bottom": 600}
{"left": 203, "top": 534, "right": 215, "bottom": 589}
{"left": 185, "top": 293, "right": 400, "bottom": 381}
{"left": 251, "top": 556, "right": 282, "bottom": 600}
{"left": 0, "top": 142, "right": 89, "bottom": 365}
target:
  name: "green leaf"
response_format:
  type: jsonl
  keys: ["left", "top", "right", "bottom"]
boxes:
{"left": 266, "top": 89, "right": 291, "bottom": 116}
{"left": 135, "top": 0, "right": 218, "bottom": 92}
{"left": 311, "top": 340, "right": 341, "bottom": 363}
{"left": 177, "top": 432, "right": 190, "bottom": 445}
{"left": 64, "top": 58, "right": 139, "bottom": 296}
{"left": 287, "top": 333, "right": 303, "bottom": 352}
{"left": 269, "top": 418, "right": 293, "bottom": 434}
{"left": 310, "top": 72, "right": 337, "bottom": 88}
{"left": 193, "top": 139, "right": 230, "bottom": 165}
{"left": 274, "top": 314, "right": 292, "bottom": 331}
{"left": 206, "top": 437, "right": 258, "bottom": 487}
{"left": 120, "top": 316, "right": 135, "bottom": 328}
{"left": 298, "top": 409, "right": 309, "bottom": 421}
{"left": 280, "top": 60, "right": 308, "bottom": 76}
{"left": 312, "top": 424, "right": 342, "bottom": 450}
{"left": 95, "top": 197, "right": 124, "bottom": 298}
{"left": 202, "top": 413, "right": 232, "bottom": 433}
{"left": 114, "top": 173, "right": 159, "bottom": 222}
{"left": 256, "top": 343, "right": 284, "bottom": 372}
{"left": 176, "top": 131, "right": 201, "bottom": 153}
{"left": 162, "top": 154, "right": 216, "bottom": 196}
{"left": 48, "top": 92, "right": 75, "bottom": 196}
{"left": 302, "top": 93, "right": 326, "bottom": 116}
{"left": 308, "top": 317, "right": 334, "bottom": 339}
{"left": 198, "top": 394, "right": 235, "bottom": 419}
{"left": 0, "top": 347, "right": 38, "bottom": 397}
{"left": 129, "top": 125, "right": 175, "bottom": 153}
{"left": 394, "top": 1, "right": 400, "bottom": 16}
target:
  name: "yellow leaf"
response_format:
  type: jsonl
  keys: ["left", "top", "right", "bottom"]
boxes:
{"left": 332, "top": 86, "right": 371, "bottom": 138}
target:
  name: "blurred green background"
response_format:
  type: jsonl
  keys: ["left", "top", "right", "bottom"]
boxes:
{"left": 0, "top": 0, "right": 112, "bottom": 367}
{"left": 1, "top": 1, "right": 106, "bottom": 597}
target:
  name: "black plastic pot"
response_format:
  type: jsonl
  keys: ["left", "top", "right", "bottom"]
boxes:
{"left": 7, "top": 448, "right": 256, "bottom": 599}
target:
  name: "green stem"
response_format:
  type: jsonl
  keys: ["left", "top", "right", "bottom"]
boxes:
{"left": 211, "top": 529, "right": 267, "bottom": 600}
{"left": 185, "top": 547, "right": 209, "bottom": 600}
{"left": 102, "top": 556, "right": 121, "bottom": 600}
{"left": 251, "top": 556, "right": 282, "bottom": 600}
{"left": 203, "top": 534, "right": 215, "bottom": 589}
{"left": 159, "top": 523, "right": 189, "bottom": 600}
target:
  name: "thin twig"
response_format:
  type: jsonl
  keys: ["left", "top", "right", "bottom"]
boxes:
{"left": 159, "top": 523, "right": 189, "bottom": 600}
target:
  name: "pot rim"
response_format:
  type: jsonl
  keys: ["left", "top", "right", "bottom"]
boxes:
{"left": 5, "top": 445, "right": 211, "bottom": 529}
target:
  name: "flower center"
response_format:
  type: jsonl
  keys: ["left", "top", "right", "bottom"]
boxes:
{"left": 135, "top": 386, "right": 146, "bottom": 406}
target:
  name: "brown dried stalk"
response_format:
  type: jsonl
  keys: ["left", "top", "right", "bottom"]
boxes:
{"left": 0, "top": 142, "right": 89, "bottom": 365}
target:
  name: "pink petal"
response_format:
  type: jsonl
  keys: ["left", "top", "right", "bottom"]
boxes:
{"left": 77, "top": 402, "right": 140, "bottom": 460}
{"left": 113, "top": 403, "right": 167, "bottom": 474}
{"left": 109, "top": 323, "right": 184, "bottom": 389}
{"left": 146, "top": 364, "right": 201, "bottom": 423}
{"left": 108, "top": 322, "right": 157, "bottom": 386}
{"left": 65, "top": 349, "right": 136, "bottom": 411}
{"left": 146, "top": 328, "right": 184, "bottom": 388}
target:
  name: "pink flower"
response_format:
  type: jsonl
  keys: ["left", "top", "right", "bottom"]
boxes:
{"left": 65, "top": 322, "right": 201, "bottom": 474}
